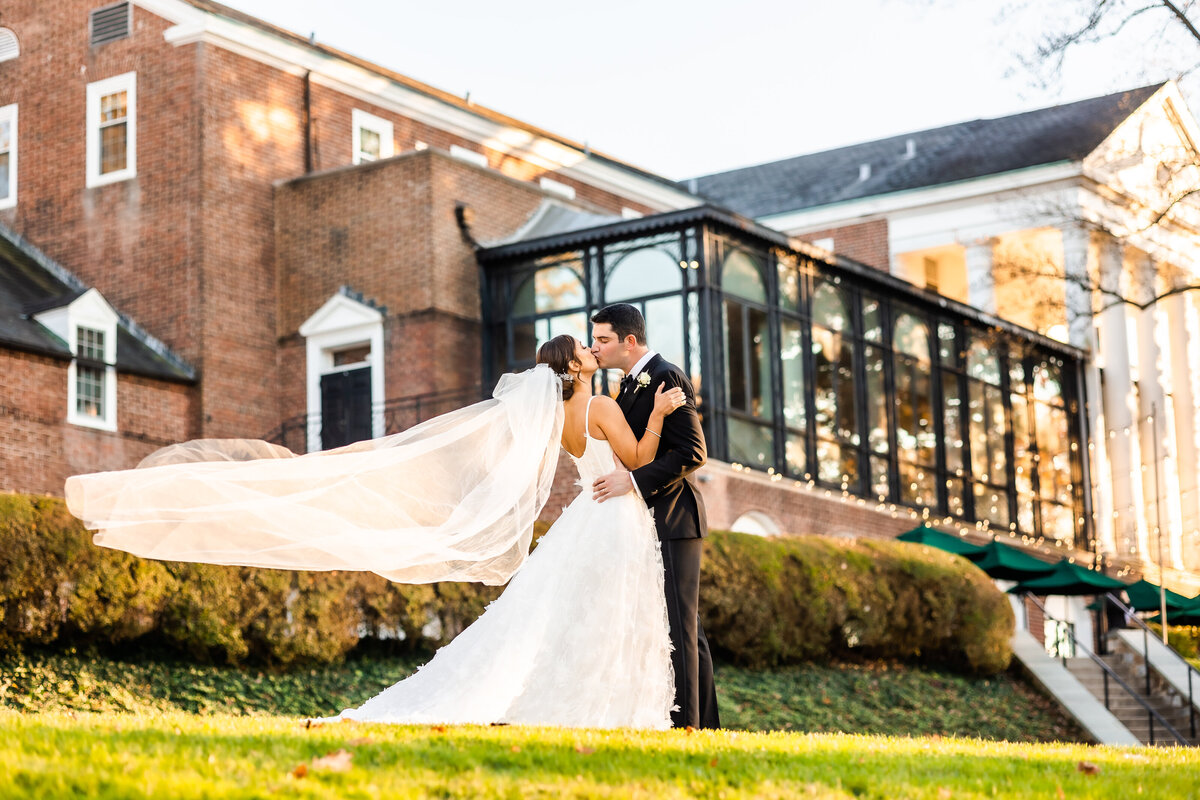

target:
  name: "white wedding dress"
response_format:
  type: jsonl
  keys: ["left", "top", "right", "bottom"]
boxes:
{"left": 65, "top": 368, "right": 674, "bottom": 729}
{"left": 337, "top": 399, "right": 675, "bottom": 729}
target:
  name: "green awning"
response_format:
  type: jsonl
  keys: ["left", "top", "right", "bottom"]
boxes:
{"left": 972, "top": 540, "right": 1058, "bottom": 581}
{"left": 896, "top": 525, "right": 987, "bottom": 558}
{"left": 1009, "top": 559, "right": 1128, "bottom": 596}
{"left": 1123, "top": 579, "right": 1195, "bottom": 613}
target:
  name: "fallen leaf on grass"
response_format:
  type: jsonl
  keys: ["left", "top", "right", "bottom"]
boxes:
{"left": 709, "top": 758, "right": 719, "bottom": 768}
{"left": 937, "top": 788, "right": 951, "bottom": 800}
{"left": 1077, "top": 761, "right": 1100, "bottom": 775}
{"left": 347, "top": 737, "right": 373, "bottom": 746}
{"left": 292, "top": 749, "right": 354, "bottom": 779}
{"left": 574, "top": 744, "right": 596, "bottom": 754}
{"left": 430, "top": 725, "right": 446, "bottom": 733}
{"left": 511, "top": 745, "right": 521, "bottom": 753}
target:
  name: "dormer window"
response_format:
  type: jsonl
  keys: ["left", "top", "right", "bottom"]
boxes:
{"left": 0, "top": 28, "right": 19, "bottom": 63}
{"left": 33, "top": 288, "right": 120, "bottom": 431}
{"left": 75, "top": 326, "right": 108, "bottom": 420}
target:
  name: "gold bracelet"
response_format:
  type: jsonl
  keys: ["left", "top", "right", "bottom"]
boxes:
{"left": 646, "top": 429, "right": 661, "bottom": 439}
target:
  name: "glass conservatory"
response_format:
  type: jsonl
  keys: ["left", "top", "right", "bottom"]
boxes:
{"left": 478, "top": 206, "right": 1091, "bottom": 549}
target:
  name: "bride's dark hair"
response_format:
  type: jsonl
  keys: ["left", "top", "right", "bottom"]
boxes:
{"left": 536, "top": 335, "right": 578, "bottom": 401}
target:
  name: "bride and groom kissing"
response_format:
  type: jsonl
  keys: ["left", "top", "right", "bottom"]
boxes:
{"left": 66, "top": 303, "right": 720, "bottom": 731}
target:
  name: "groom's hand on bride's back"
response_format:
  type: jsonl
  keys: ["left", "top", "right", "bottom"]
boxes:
{"left": 593, "top": 454, "right": 634, "bottom": 503}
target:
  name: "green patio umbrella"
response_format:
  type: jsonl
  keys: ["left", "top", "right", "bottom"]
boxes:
{"left": 1122, "top": 579, "right": 1195, "bottom": 613}
{"left": 1144, "top": 599, "right": 1200, "bottom": 627}
{"left": 896, "top": 525, "right": 987, "bottom": 558}
{"left": 971, "top": 540, "right": 1058, "bottom": 581}
{"left": 1008, "top": 559, "right": 1128, "bottom": 596}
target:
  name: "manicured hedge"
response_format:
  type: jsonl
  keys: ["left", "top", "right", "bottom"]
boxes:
{"left": 700, "top": 530, "right": 1013, "bottom": 674}
{"left": 1, "top": 493, "right": 1012, "bottom": 673}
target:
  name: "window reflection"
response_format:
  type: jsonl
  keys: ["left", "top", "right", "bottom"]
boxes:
{"left": 606, "top": 245, "right": 681, "bottom": 300}
{"left": 894, "top": 312, "right": 935, "bottom": 508}
{"left": 966, "top": 338, "right": 1008, "bottom": 528}
{"left": 812, "top": 282, "right": 857, "bottom": 486}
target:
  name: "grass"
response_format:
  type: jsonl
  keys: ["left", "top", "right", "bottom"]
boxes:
{"left": 2, "top": 710, "right": 1196, "bottom": 799}
{"left": 0, "top": 646, "right": 1083, "bottom": 742}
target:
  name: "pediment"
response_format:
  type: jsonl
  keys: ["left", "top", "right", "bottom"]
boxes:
{"left": 299, "top": 290, "right": 383, "bottom": 337}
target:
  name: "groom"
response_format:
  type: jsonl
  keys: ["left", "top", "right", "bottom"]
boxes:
{"left": 590, "top": 303, "right": 720, "bottom": 730}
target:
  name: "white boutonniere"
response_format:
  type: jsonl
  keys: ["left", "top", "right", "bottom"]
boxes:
{"left": 634, "top": 372, "right": 652, "bottom": 392}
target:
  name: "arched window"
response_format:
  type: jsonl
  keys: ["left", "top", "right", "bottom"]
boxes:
{"left": 811, "top": 281, "right": 857, "bottom": 486}
{"left": 0, "top": 29, "right": 19, "bottom": 64}
{"left": 511, "top": 263, "right": 587, "bottom": 360}
{"left": 893, "top": 312, "right": 935, "bottom": 508}
{"left": 966, "top": 337, "right": 1008, "bottom": 528}
{"left": 603, "top": 243, "right": 686, "bottom": 373}
{"left": 722, "top": 249, "right": 772, "bottom": 468}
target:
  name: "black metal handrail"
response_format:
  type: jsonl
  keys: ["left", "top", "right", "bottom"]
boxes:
{"left": 1023, "top": 593, "right": 1190, "bottom": 746}
{"left": 261, "top": 385, "right": 484, "bottom": 451}
{"left": 1104, "top": 592, "right": 1198, "bottom": 739}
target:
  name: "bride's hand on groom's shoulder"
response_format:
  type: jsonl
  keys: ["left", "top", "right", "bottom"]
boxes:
{"left": 652, "top": 384, "right": 686, "bottom": 418}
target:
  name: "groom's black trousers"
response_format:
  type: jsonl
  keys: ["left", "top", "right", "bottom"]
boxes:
{"left": 661, "top": 537, "right": 720, "bottom": 729}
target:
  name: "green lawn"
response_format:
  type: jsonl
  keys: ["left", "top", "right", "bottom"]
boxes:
{"left": 2, "top": 710, "right": 1194, "bottom": 799}
{"left": 1, "top": 647, "right": 1082, "bottom": 742}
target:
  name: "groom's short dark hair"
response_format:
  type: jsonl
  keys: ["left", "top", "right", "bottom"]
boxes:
{"left": 592, "top": 303, "right": 647, "bottom": 345}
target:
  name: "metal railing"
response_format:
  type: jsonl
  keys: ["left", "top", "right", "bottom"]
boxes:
{"left": 262, "top": 385, "right": 484, "bottom": 452}
{"left": 1103, "top": 592, "right": 1198, "bottom": 740}
{"left": 1022, "top": 593, "right": 1190, "bottom": 746}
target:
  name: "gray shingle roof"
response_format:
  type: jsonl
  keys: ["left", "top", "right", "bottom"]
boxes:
{"left": 0, "top": 224, "right": 195, "bottom": 383}
{"left": 686, "top": 84, "right": 1166, "bottom": 218}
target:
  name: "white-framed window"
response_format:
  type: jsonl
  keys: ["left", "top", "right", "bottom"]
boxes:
{"left": 34, "top": 288, "right": 120, "bottom": 431}
{"left": 351, "top": 109, "right": 394, "bottom": 165}
{"left": 0, "top": 104, "right": 16, "bottom": 210}
{"left": 86, "top": 71, "right": 137, "bottom": 187}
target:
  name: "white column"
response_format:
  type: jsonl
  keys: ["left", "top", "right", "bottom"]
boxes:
{"left": 1061, "top": 226, "right": 1094, "bottom": 349}
{"left": 1096, "top": 237, "right": 1149, "bottom": 563}
{"left": 965, "top": 238, "right": 996, "bottom": 314}
{"left": 1062, "top": 227, "right": 1114, "bottom": 558}
{"left": 1133, "top": 254, "right": 1185, "bottom": 572}
{"left": 1164, "top": 290, "right": 1200, "bottom": 570}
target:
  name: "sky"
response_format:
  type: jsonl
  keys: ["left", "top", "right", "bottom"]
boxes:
{"left": 220, "top": 0, "right": 1192, "bottom": 180}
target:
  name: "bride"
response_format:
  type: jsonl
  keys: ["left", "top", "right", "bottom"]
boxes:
{"left": 65, "top": 335, "right": 686, "bottom": 729}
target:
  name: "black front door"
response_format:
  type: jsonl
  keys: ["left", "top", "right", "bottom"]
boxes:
{"left": 320, "top": 367, "right": 372, "bottom": 450}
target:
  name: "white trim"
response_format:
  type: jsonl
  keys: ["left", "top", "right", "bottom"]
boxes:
{"left": 85, "top": 71, "right": 137, "bottom": 188}
{"left": 351, "top": 108, "right": 394, "bottom": 165}
{"left": 0, "top": 27, "right": 18, "bottom": 63}
{"left": 135, "top": 0, "right": 696, "bottom": 211}
{"left": 299, "top": 293, "right": 385, "bottom": 452}
{"left": 35, "top": 289, "right": 120, "bottom": 432}
{"left": 538, "top": 176, "right": 576, "bottom": 200}
{"left": 449, "top": 145, "right": 488, "bottom": 168}
{"left": 760, "top": 162, "right": 1083, "bottom": 234}
{"left": 0, "top": 103, "right": 16, "bottom": 210}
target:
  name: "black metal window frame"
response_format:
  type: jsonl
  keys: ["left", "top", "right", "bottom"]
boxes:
{"left": 478, "top": 208, "right": 1090, "bottom": 548}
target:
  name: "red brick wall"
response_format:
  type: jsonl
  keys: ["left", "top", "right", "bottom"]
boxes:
{"left": 274, "top": 149, "right": 553, "bottom": 418}
{"left": 0, "top": 349, "right": 194, "bottom": 496}
{"left": 795, "top": 219, "right": 890, "bottom": 271}
{"left": 0, "top": 1, "right": 204, "bottom": 375}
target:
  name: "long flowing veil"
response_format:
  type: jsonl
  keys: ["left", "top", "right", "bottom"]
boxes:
{"left": 65, "top": 366, "right": 563, "bottom": 586}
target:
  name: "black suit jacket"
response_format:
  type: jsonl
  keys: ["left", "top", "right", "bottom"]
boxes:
{"left": 619, "top": 354, "right": 708, "bottom": 541}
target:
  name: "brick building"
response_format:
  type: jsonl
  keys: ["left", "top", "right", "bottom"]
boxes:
{"left": 2, "top": 1, "right": 1196, "bottom": 598}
